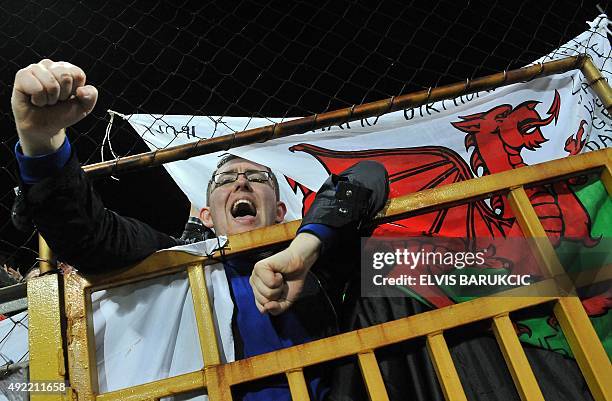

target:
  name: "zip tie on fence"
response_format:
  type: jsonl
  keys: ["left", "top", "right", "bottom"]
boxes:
{"left": 374, "top": 96, "right": 395, "bottom": 125}
{"left": 524, "top": 62, "right": 545, "bottom": 83}
{"left": 593, "top": 11, "right": 612, "bottom": 35}
{"left": 346, "top": 104, "right": 356, "bottom": 128}
{"left": 425, "top": 86, "right": 433, "bottom": 104}
{"left": 35, "top": 258, "right": 57, "bottom": 270}
{"left": 107, "top": 109, "right": 128, "bottom": 120}
{"left": 463, "top": 77, "right": 471, "bottom": 93}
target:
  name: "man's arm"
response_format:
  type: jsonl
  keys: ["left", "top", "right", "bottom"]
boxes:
{"left": 12, "top": 60, "right": 176, "bottom": 273}
{"left": 250, "top": 161, "right": 389, "bottom": 314}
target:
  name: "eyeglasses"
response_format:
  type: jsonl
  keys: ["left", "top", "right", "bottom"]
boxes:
{"left": 211, "top": 170, "right": 273, "bottom": 188}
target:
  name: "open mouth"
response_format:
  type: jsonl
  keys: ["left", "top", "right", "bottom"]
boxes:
{"left": 231, "top": 199, "right": 257, "bottom": 218}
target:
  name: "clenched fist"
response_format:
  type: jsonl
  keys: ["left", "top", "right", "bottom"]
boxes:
{"left": 11, "top": 59, "right": 97, "bottom": 156}
{"left": 250, "top": 232, "right": 322, "bottom": 315}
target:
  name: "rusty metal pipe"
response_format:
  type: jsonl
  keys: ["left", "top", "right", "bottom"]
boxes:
{"left": 580, "top": 56, "right": 612, "bottom": 114}
{"left": 83, "top": 56, "right": 584, "bottom": 177}
{"left": 37, "top": 234, "right": 54, "bottom": 274}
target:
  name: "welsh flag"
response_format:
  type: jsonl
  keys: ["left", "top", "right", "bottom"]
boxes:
{"left": 117, "top": 15, "right": 611, "bottom": 358}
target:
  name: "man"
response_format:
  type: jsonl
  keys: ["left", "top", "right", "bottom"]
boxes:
{"left": 12, "top": 59, "right": 388, "bottom": 400}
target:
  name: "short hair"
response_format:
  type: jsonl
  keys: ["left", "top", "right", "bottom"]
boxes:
{"left": 206, "top": 154, "right": 280, "bottom": 205}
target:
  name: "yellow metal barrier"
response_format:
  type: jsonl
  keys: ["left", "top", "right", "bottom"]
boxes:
{"left": 28, "top": 274, "right": 66, "bottom": 401}
{"left": 29, "top": 147, "right": 609, "bottom": 401}
{"left": 187, "top": 263, "right": 221, "bottom": 366}
{"left": 27, "top": 56, "right": 612, "bottom": 401}
{"left": 358, "top": 350, "right": 390, "bottom": 401}
{"left": 492, "top": 314, "right": 545, "bottom": 401}
{"left": 426, "top": 332, "right": 467, "bottom": 401}
{"left": 286, "top": 369, "right": 310, "bottom": 401}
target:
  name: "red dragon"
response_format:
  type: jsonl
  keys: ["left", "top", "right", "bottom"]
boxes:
{"left": 287, "top": 90, "right": 599, "bottom": 307}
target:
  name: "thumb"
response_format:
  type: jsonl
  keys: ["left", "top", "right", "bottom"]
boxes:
{"left": 254, "top": 259, "right": 284, "bottom": 289}
{"left": 75, "top": 85, "right": 98, "bottom": 115}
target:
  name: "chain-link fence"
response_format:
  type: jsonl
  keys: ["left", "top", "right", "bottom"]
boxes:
{"left": 0, "top": 0, "right": 607, "bottom": 280}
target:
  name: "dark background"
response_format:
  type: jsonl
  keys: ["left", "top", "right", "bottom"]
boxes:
{"left": 0, "top": 0, "right": 607, "bottom": 272}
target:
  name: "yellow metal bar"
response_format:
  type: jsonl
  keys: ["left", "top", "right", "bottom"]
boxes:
{"left": 28, "top": 274, "right": 65, "bottom": 401}
{"left": 217, "top": 281, "right": 556, "bottom": 386}
{"left": 507, "top": 186, "right": 569, "bottom": 283}
{"left": 581, "top": 57, "right": 612, "bottom": 114}
{"left": 426, "top": 332, "right": 468, "bottom": 401}
{"left": 601, "top": 164, "right": 612, "bottom": 195}
{"left": 96, "top": 370, "right": 205, "bottom": 401}
{"left": 492, "top": 314, "right": 545, "bottom": 401}
{"left": 357, "top": 351, "right": 390, "bottom": 401}
{"left": 205, "top": 368, "right": 233, "bottom": 401}
{"left": 286, "top": 369, "right": 311, "bottom": 401}
{"left": 553, "top": 297, "right": 612, "bottom": 401}
{"left": 378, "top": 148, "right": 611, "bottom": 222}
{"left": 38, "top": 234, "right": 54, "bottom": 274}
{"left": 89, "top": 220, "right": 302, "bottom": 288}
{"left": 187, "top": 263, "right": 221, "bottom": 366}
{"left": 64, "top": 273, "right": 97, "bottom": 400}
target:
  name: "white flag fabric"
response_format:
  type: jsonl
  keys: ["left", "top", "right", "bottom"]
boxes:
{"left": 92, "top": 239, "right": 234, "bottom": 400}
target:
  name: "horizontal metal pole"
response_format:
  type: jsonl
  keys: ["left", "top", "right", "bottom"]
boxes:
{"left": 96, "top": 370, "right": 205, "bottom": 401}
{"left": 0, "top": 282, "right": 26, "bottom": 304}
{"left": 83, "top": 56, "right": 584, "bottom": 178}
{"left": 0, "top": 298, "right": 27, "bottom": 315}
{"left": 0, "top": 360, "right": 29, "bottom": 373}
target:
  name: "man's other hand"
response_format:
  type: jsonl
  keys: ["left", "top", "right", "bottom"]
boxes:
{"left": 12, "top": 59, "right": 98, "bottom": 156}
{"left": 250, "top": 233, "right": 322, "bottom": 315}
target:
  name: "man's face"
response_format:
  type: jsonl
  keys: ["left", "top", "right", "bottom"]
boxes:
{"left": 200, "top": 158, "right": 286, "bottom": 236}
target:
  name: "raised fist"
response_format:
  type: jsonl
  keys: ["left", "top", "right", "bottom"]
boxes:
{"left": 250, "top": 232, "right": 322, "bottom": 315}
{"left": 11, "top": 59, "right": 97, "bottom": 156}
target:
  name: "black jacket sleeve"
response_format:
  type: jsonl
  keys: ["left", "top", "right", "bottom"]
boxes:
{"left": 300, "top": 160, "right": 389, "bottom": 294}
{"left": 299, "top": 160, "right": 389, "bottom": 242}
{"left": 18, "top": 151, "right": 177, "bottom": 273}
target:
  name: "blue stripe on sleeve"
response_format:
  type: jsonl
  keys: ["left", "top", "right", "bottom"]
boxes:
{"left": 15, "top": 137, "right": 72, "bottom": 184}
{"left": 297, "top": 223, "right": 336, "bottom": 244}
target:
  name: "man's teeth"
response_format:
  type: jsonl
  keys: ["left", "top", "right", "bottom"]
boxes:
{"left": 231, "top": 199, "right": 256, "bottom": 217}
{"left": 233, "top": 199, "right": 254, "bottom": 209}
